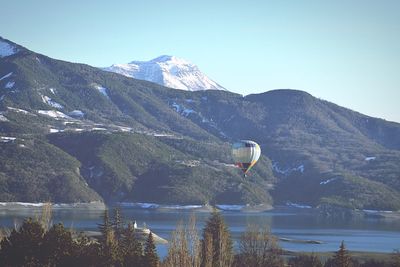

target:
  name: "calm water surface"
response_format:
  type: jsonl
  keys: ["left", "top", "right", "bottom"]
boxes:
{"left": 1, "top": 206, "right": 399, "bottom": 257}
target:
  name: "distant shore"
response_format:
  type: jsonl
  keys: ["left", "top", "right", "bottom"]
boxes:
{"left": 0, "top": 202, "right": 399, "bottom": 220}
{"left": 0, "top": 201, "right": 106, "bottom": 210}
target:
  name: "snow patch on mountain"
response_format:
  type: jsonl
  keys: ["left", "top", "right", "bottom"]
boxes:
{"left": 320, "top": 178, "right": 337, "bottom": 185}
{"left": 171, "top": 102, "right": 196, "bottom": 117}
{"left": 0, "top": 72, "right": 12, "bottom": 81}
{"left": 41, "top": 95, "right": 63, "bottom": 109}
{"left": 7, "top": 107, "right": 34, "bottom": 115}
{"left": 0, "top": 40, "right": 18, "bottom": 58}
{"left": 5, "top": 81, "right": 15, "bottom": 89}
{"left": 272, "top": 162, "right": 305, "bottom": 175}
{"left": 0, "top": 136, "right": 16, "bottom": 143}
{"left": 0, "top": 114, "right": 8, "bottom": 121}
{"left": 37, "top": 110, "right": 71, "bottom": 119}
{"left": 92, "top": 84, "right": 110, "bottom": 98}
{"left": 103, "top": 55, "right": 226, "bottom": 91}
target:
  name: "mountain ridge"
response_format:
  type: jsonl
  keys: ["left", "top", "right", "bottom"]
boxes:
{"left": 0, "top": 37, "right": 399, "bottom": 210}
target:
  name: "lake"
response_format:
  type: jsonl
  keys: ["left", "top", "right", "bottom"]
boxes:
{"left": 1, "top": 205, "right": 399, "bottom": 258}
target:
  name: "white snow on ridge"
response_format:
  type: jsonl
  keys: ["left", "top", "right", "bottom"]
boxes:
{"left": 320, "top": 178, "right": 337, "bottom": 185}
{"left": 0, "top": 40, "right": 18, "bottom": 58}
{"left": 152, "top": 133, "right": 175, "bottom": 137}
{"left": 5, "top": 81, "right": 15, "bottom": 89}
{"left": 103, "top": 55, "right": 226, "bottom": 91}
{"left": 0, "top": 136, "right": 16, "bottom": 143}
{"left": 172, "top": 103, "right": 181, "bottom": 112}
{"left": 272, "top": 162, "right": 305, "bottom": 175}
{"left": 0, "top": 114, "right": 8, "bottom": 121}
{"left": 0, "top": 72, "right": 12, "bottom": 81}
{"left": 117, "top": 126, "right": 133, "bottom": 132}
{"left": 7, "top": 107, "right": 34, "bottom": 115}
{"left": 41, "top": 95, "right": 63, "bottom": 109}
{"left": 365, "top": 157, "right": 376, "bottom": 161}
{"left": 38, "top": 110, "right": 71, "bottom": 119}
{"left": 93, "top": 84, "right": 110, "bottom": 98}
{"left": 172, "top": 102, "right": 197, "bottom": 117}
{"left": 182, "top": 108, "right": 195, "bottom": 116}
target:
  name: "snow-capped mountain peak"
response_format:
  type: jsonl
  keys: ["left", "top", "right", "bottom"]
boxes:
{"left": 103, "top": 55, "right": 226, "bottom": 91}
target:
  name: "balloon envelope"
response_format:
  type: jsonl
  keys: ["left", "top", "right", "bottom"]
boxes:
{"left": 232, "top": 140, "right": 261, "bottom": 176}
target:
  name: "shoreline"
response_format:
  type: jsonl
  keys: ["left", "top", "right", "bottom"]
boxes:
{"left": 0, "top": 201, "right": 106, "bottom": 210}
{"left": 0, "top": 201, "right": 399, "bottom": 219}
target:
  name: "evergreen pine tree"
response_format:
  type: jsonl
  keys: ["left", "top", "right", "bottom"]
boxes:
{"left": 333, "top": 241, "right": 352, "bottom": 267}
{"left": 101, "top": 230, "right": 122, "bottom": 267}
{"left": 0, "top": 218, "right": 44, "bottom": 266}
{"left": 98, "top": 209, "right": 112, "bottom": 245}
{"left": 122, "top": 221, "right": 144, "bottom": 267}
{"left": 42, "top": 223, "right": 76, "bottom": 266}
{"left": 144, "top": 232, "right": 159, "bottom": 267}
{"left": 200, "top": 210, "right": 233, "bottom": 267}
{"left": 73, "top": 233, "right": 102, "bottom": 267}
{"left": 112, "top": 207, "right": 124, "bottom": 242}
{"left": 97, "top": 209, "right": 123, "bottom": 266}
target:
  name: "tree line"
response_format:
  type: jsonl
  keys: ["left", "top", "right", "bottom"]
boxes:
{"left": 0, "top": 206, "right": 399, "bottom": 267}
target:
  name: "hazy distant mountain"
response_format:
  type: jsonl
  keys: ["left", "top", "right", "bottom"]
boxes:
{"left": 103, "top": 55, "right": 226, "bottom": 91}
{"left": 1, "top": 36, "right": 400, "bottom": 211}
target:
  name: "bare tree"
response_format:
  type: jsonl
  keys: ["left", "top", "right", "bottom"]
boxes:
{"left": 201, "top": 231, "right": 213, "bottom": 267}
{"left": 163, "top": 214, "right": 201, "bottom": 267}
{"left": 188, "top": 214, "right": 201, "bottom": 267}
{"left": 40, "top": 202, "right": 53, "bottom": 231}
{"left": 234, "top": 224, "right": 284, "bottom": 267}
{"left": 163, "top": 221, "right": 190, "bottom": 267}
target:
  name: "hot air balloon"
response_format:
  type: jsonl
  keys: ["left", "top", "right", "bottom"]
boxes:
{"left": 232, "top": 140, "right": 261, "bottom": 177}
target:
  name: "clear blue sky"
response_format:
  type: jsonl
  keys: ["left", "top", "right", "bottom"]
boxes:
{"left": 1, "top": 0, "right": 399, "bottom": 122}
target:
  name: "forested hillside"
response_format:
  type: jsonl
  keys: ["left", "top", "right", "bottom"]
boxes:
{"left": 1, "top": 36, "right": 399, "bottom": 210}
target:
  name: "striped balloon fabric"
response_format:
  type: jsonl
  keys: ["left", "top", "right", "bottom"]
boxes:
{"left": 232, "top": 140, "right": 261, "bottom": 177}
